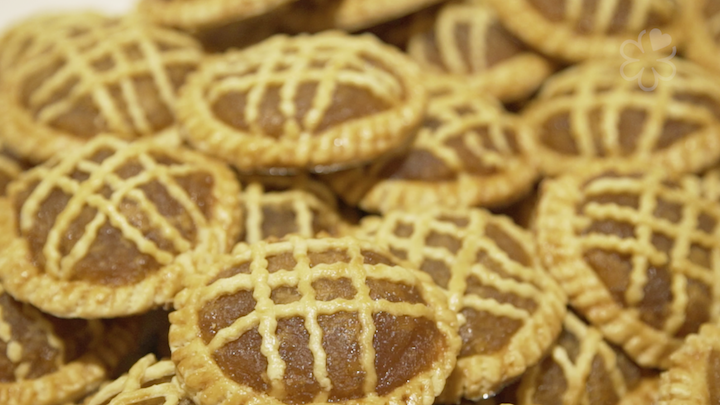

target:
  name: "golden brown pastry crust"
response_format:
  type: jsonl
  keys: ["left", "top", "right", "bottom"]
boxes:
{"left": 0, "top": 284, "right": 140, "bottom": 405}
{"left": 0, "top": 13, "right": 203, "bottom": 163}
{"left": 170, "top": 235, "right": 460, "bottom": 405}
{"left": 177, "top": 31, "right": 427, "bottom": 173}
{"left": 407, "top": 1, "right": 554, "bottom": 102}
{"left": 523, "top": 58, "right": 720, "bottom": 176}
{"left": 0, "top": 135, "right": 241, "bottom": 318}
{"left": 82, "top": 354, "right": 189, "bottom": 405}
{"left": 513, "top": 312, "right": 658, "bottom": 405}
{"left": 657, "top": 323, "right": 720, "bottom": 405}
{"left": 535, "top": 161, "right": 720, "bottom": 368}
{"left": 0, "top": 13, "right": 110, "bottom": 82}
{"left": 136, "top": 0, "right": 296, "bottom": 30}
{"left": 280, "top": 0, "right": 446, "bottom": 32}
{"left": 683, "top": 0, "right": 720, "bottom": 73}
{"left": 485, "top": 0, "right": 681, "bottom": 62}
{"left": 239, "top": 182, "right": 348, "bottom": 244}
{"left": 325, "top": 83, "right": 538, "bottom": 213}
{"left": 358, "top": 207, "right": 566, "bottom": 400}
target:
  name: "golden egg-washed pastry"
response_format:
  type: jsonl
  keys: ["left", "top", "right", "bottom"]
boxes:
{"left": 485, "top": 0, "right": 680, "bottom": 62}
{"left": 237, "top": 172, "right": 339, "bottom": 207}
{"left": 358, "top": 207, "right": 566, "bottom": 401}
{"left": 178, "top": 31, "right": 426, "bottom": 173}
{"left": 0, "top": 143, "right": 27, "bottom": 258}
{"left": 0, "top": 135, "right": 241, "bottom": 318}
{"left": 238, "top": 181, "right": 348, "bottom": 244}
{"left": 505, "top": 312, "right": 659, "bottom": 405}
{"left": 0, "top": 13, "right": 203, "bottom": 164}
{"left": 535, "top": 162, "right": 720, "bottom": 369}
{"left": 82, "top": 354, "right": 190, "bottom": 405}
{"left": 523, "top": 58, "right": 720, "bottom": 176}
{"left": 324, "top": 83, "right": 538, "bottom": 213}
{"left": 0, "top": 282, "right": 140, "bottom": 405}
{"left": 170, "top": 236, "right": 460, "bottom": 405}
{"left": 0, "top": 13, "right": 109, "bottom": 82}
{"left": 657, "top": 323, "right": 720, "bottom": 405}
{"left": 136, "top": 0, "right": 296, "bottom": 30}
{"left": 280, "top": 0, "right": 445, "bottom": 32}
{"left": 407, "top": 0, "right": 554, "bottom": 103}
{"left": 683, "top": 0, "right": 720, "bottom": 73}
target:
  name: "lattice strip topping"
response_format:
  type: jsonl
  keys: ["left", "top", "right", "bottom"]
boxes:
{"left": 13, "top": 136, "right": 214, "bottom": 282}
{"left": 363, "top": 208, "right": 544, "bottom": 316}
{"left": 239, "top": 182, "right": 343, "bottom": 244}
{"left": 514, "top": 312, "right": 649, "bottom": 405}
{"left": 526, "top": 0, "right": 674, "bottom": 33}
{"left": 14, "top": 14, "right": 201, "bottom": 138}
{"left": 84, "top": 354, "right": 188, "bottom": 405}
{"left": 173, "top": 235, "right": 455, "bottom": 405}
{"left": 529, "top": 59, "right": 720, "bottom": 158}
{"left": 205, "top": 33, "right": 403, "bottom": 138}
{"left": 575, "top": 169, "right": 720, "bottom": 336}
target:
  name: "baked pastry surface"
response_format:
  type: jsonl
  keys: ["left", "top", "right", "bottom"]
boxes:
{"left": 523, "top": 58, "right": 720, "bottom": 176}
{"left": 657, "top": 323, "right": 720, "bottom": 405}
{"left": 0, "top": 282, "right": 139, "bottom": 405}
{"left": 535, "top": 162, "right": 720, "bottom": 368}
{"left": 358, "top": 207, "right": 566, "bottom": 400}
{"left": 485, "top": 0, "right": 680, "bottom": 61}
{"left": 0, "top": 13, "right": 203, "bottom": 163}
{"left": 0, "top": 135, "right": 241, "bottom": 318}
{"left": 239, "top": 182, "right": 346, "bottom": 244}
{"left": 136, "top": 0, "right": 297, "bottom": 30}
{"left": 170, "top": 235, "right": 460, "bottom": 405}
{"left": 178, "top": 31, "right": 427, "bottom": 173}
{"left": 511, "top": 312, "right": 658, "bottom": 405}
{"left": 325, "top": 83, "right": 538, "bottom": 213}
{"left": 82, "top": 354, "right": 190, "bottom": 405}
{"left": 407, "top": 0, "right": 554, "bottom": 102}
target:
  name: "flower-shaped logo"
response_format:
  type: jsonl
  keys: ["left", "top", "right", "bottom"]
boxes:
{"left": 620, "top": 29, "right": 677, "bottom": 91}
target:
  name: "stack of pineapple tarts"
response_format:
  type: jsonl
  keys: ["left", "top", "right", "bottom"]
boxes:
{"left": 0, "top": 0, "right": 720, "bottom": 404}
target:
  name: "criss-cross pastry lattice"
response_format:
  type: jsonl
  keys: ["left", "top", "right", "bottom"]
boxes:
{"left": 177, "top": 31, "right": 426, "bottom": 172}
{"left": 357, "top": 207, "right": 566, "bottom": 401}
{"left": 485, "top": 0, "right": 679, "bottom": 61}
{"left": 0, "top": 282, "right": 139, "bottom": 405}
{"left": 683, "top": 0, "right": 720, "bottom": 74}
{"left": 169, "top": 236, "right": 460, "bottom": 405}
{"left": 0, "top": 12, "right": 203, "bottom": 163}
{"left": 523, "top": 58, "right": 720, "bottom": 176}
{"left": 535, "top": 162, "right": 720, "bottom": 369}
{"left": 325, "top": 83, "right": 538, "bottom": 213}
{"left": 0, "top": 135, "right": 241, "bottom": 318}
{"left": 512, "top": 312, "right": 659, "bottom": 405}
{"left": 0, "top": 12, "right": 109, "bottom": 82}
{"left": 407, "top": 0, "right": 553, "bottom": 102}
{"left": 239, "top": 182, "right": 347, "bottom": 244}
{"left": 84, "top": 354, "right": 191, "bottom": 405}
{"left": 657, "top": 323, "right": 720, "bottom": 405}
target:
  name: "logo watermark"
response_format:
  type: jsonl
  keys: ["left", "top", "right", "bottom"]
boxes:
{"left": 620, "top": 29, "right": 677, "bottom": 91}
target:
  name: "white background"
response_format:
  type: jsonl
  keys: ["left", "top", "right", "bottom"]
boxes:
{"left": 0, "top": 0, "right": 135, "bottom": 30}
